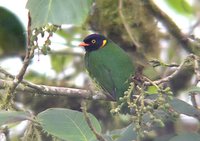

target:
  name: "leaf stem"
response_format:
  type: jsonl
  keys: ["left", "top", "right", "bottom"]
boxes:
{"left": 81, "top": 101, "right": 106, "bottom": 141}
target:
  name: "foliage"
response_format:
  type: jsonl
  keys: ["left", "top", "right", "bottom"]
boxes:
{"left": 37, "top": 108, "right": 101, "bottom": 141}
{"left": 0, "top": 7, "right": 26, "bottom": 57}
{"left": 26, "top": 0, "right": 93, "bottom": 28}
{"left": 165, "top": 0, "right": 194, "bottom": 16}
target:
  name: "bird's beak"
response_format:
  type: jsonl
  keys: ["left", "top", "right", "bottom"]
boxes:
{"left": 79, "top": 42, "right": 90, "bottom": 47}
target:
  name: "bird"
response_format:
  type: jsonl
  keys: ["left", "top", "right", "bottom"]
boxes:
{"left": 79, "top": 34, "right": 135, "bottom": 101}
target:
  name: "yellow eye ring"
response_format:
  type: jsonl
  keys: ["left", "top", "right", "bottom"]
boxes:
{"left": 91, "top": 39, "right": 96, "bottom": 44}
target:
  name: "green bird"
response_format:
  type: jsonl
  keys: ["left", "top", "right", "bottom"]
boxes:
{"left": 79, "top": 34, "right": 135, "bottom": 100}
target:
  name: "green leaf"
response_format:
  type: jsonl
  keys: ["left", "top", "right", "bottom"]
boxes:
{"left": 154, "top": 134, "right": 176, "bottom": 141}
{"left": 169, "top": 98, "right": 200, "bottom": 119}
{"left": 108, "top": 124, "right": 137, "bottom": 141}
{"left": 0, "top": 111, "right": 29, "bottom": 126}
{"left": 91, "top": 135, "right": 113, "bottom": 141}
{"left": 37, "top": 108, "right": 101, "bottom": 141}
{"left": 169, "top": 133, "right": 200, "bottom": 141}
{"left": 26, "top": 0, "right": 93, "bottom": 28}
{"left": 165, "top": 0, "right": 194, "bottom": 16}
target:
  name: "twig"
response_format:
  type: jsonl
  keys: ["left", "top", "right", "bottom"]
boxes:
{"left": 146, "top": 55, "right": 195, "bottom": 85}
{"left": 81, "top": 101, "right": 106, "bottom": 141}
{"left": 118, "top": 0, "right": 140, "bottom": 48}
{"left": 143, "top": 76, "right": 160, "bottom": 91}
{"left": 27, "top": 12, "right": 31, "bottom": 48}
{"left": 153, "top": 59, "right": 186, "bottom": 85}
{"left": 144, "top": 61, "right": 184, "bottom": 86}
{"left": 149, "top": 59, "right": 179, "bottom": 68}
{"left": 9, "top": 12, "right": 34, "bottom": 94}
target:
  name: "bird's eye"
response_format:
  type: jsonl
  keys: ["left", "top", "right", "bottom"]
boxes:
{"left": 91, "top": 39, "right": 96, "bottom": 44}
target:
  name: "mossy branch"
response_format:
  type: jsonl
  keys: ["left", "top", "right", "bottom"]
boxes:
{"left": 0, "top": 67, "right": 111, "bottom": 101}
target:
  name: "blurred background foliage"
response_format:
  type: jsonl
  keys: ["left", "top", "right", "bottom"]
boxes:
{"left": 0, "top": 0, "right": 200, "bottom": 140}
{"left": 0, "top": 6, "right": 26, "bottom": 58}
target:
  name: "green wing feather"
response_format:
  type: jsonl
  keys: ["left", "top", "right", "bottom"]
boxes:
{"left": 85, "top": 40, "right": 135, "bottom": 100}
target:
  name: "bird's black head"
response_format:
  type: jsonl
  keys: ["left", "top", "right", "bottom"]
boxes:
{"left": 79, "top": 34, "right": 107, "bottom": 52}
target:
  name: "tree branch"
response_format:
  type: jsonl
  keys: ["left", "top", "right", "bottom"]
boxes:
{"left": 9, "top": 12, "right": 34, "bottom": 94}
{"left": 142, "top": 0, "right": 200, "bottom": 55}
{"left": 0, "top": 79, "right": 109, "bottom": 101}
{"left": 0, "top": 67, "right": 111, "bottom": 101}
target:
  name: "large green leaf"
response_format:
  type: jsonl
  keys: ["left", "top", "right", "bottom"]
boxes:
{"left": 165, "top": 0, "right": 194, "bottom": 16}
{"left": 26, "top": 0, "right": 93, "bottom": 28}
{"left": 169, "top": 98, "right": 200, "bottom": 119}
{"left": 169, "top": 133, "right": 200, "bottom": 141}
{"left": 37, "top": 108, "right": 101, "bottom": 141}
{"left": 0, "top": 111, "right": 29, "bottom": 125}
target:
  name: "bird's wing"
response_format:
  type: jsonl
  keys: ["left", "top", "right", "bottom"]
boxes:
{"left": 98, "top": 64, "right": 117, "bottom": 99}
{"left": 85, "top": 54, "right": 117, "bottom": 100}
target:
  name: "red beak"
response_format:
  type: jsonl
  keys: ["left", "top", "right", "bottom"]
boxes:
{"left": 79, "top": 42, "right": 90, "bottom": 47}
